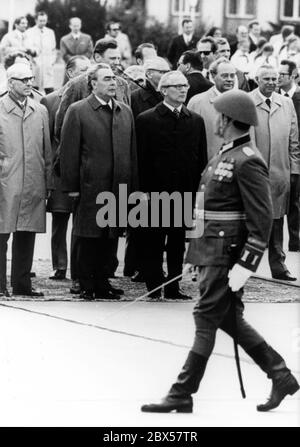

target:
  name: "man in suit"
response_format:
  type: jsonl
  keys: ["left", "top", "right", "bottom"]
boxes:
{"left": 60, "top": 17, "right": 93, "bottom": 64}
{"left": 177, "top": 50, "right": 213, "bottom": 103}
{"left": 277, "top": 59, "right": 300, "bottom": 252}
{"left": 250, "top": 65, "right": 300, "bottom": 280}
{"left": 41, "top": 56, "right": 91, "bottom": 293}
{"left": 188, "top": 58, "right": 236, "bottom": 160}
{"left": 136, "top": 71, "right": 207, "bottom": 300}
{"left": 196, "top": 37, "right": 216, "bottom": 80}
{"left": 215, "top": 38, "right": 250, "bottom": 91}
{"left": 59, "top": 64, "right": 138, "bottom": 300}
{"left": 124, "top": 56, "right": 170, "bottom": 281}
{"left": 168, "top": 19, "right": 198, "bottom": 69}
{"left": 248, "top": 20, "right": 262, "bottom": 52}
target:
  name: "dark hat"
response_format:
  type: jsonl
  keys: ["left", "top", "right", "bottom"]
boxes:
{"left": 214, "top": 89, "right": 258, "bottom": 126}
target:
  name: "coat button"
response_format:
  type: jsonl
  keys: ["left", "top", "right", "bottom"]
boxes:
{"left": 208, "top": 166, "right": 212, "bottom": 171}
{"left": 219, "top": 231, "right": 225, "bottom": 237}
{"left": 201, "top": 185, "right": 205, "bottom": 190}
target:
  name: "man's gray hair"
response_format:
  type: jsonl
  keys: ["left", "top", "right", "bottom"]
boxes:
{"left": 158, "top": 70, "right": 187, "bottom": 92}
{"left": 255, "top": 64, "right": 278, "bottom": 79}
{"left": 209, "top": 57, "right": 235, "bottom": 76}
{"left": 87, "top": 63, "right": 111, "bottom": 92}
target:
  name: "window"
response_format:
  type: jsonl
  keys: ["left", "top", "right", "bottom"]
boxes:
{"left": 281, "top": 0, "right": 300, "bottom": 20}
{"left": 226, "top": 0, "right": 256, "bottom": 18}
{"left": 172, "top": 0, "right": 201, "bottom": 15}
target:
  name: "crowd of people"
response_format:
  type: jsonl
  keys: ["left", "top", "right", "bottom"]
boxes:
{"left": 0, "top": 11, "right": 299, "bottom": 301}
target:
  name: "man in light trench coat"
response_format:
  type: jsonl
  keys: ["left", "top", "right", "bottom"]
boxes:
{"left": 250, "top": 65, "right": 300, "bottom": 281}
{"left": 0, "top": 63, "right": 52, "bottom": 297}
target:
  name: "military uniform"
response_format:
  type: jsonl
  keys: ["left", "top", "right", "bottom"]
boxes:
{"left": 186, "top": 134, "right": 273, "bottom": 357}
{"left": 141, "top": 90, "right": 299, "bottom": 414}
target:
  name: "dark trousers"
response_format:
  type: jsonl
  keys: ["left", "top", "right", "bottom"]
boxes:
{"left": 192, "top": 265, "right": 265, "bottom": 358}
{"left": 124, "top": 228, "right": 144, "bottom": 276}
{"left": 104, "top": 237, "right": 119, "bottom": 277}
{"left": 268, "top": 218, "right": 288, "bottom": 276}
{"left": 0, "top": 232, "right": 35, "bottom": 294}
{"left": 51, "top": 212, "right": 79, "bottom": 279}
{"left": 77, "top": 235, "right": 117, "bottom": 293}
{"left": 51, "top": 212, "right": 69, "bottom": 271}
{"left": 287, "top": 174, "right": 300, "bottom": 250}
{"left": 142, "top": 227, "right": 186, "bottom": 292}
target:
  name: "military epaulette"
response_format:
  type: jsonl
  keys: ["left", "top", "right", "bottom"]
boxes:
{"left": 219, "top": 134, "right": 251, "bottom": 155}
{"left": 238, "top": 237, "right": 267, "bottom": 272}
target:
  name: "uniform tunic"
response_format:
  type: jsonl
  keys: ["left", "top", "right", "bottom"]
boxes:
{"left": 186, "top": 134, "right": 273, "bottom": 357}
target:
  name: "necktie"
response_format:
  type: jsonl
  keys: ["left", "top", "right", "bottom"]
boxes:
{"left": 102, "top": 104, "right": 112, "bottom": 113}
{"left": 265, "top": 99, "right": 271, "bottom": 109}
{"left": 285, "top": 92, "right": 290, "bottom": 97}
{"left": 173, "top": 108, "right": 180, "bottom": 118}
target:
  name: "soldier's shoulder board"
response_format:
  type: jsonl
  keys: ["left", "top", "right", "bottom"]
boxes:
{"left": 242, "top": 146, "right": 255, "bottom": 157}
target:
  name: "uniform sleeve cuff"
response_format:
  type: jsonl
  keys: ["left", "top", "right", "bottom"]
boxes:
{"left": 238, "top": 241, "right": 265, "bottom": 272}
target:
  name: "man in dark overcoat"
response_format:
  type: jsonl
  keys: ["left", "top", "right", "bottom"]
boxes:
{"left": 41, "top": 55, "right": 91, "bottom": 292}
{"left": 136, "top": 71, "right": 207, "bottom": 300}
{"left": 130, "top": 57, "right": 169, "bottom": 119}
{"left": 141, "top": 90, "right": 299, "bottom": 414}
{"left": 60, "top": 64, "right": 138, "bottom": 300}
{"left": 123, "top": 56, "right": 170, "bottom": 281}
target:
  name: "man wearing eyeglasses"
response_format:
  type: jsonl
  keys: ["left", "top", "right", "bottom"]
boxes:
{"left": 188, "top": 58, "right": 236, "bottom": 160}
{"left": 124, "top": 57, "right": 170, "bottom": 282}
{"left": 250, "top": 65, "right": 300, "bottom": 281}
{"left": 196, "top": 37, "right": 216, "bottom": 80}
{"left": 136, "top": 71, "right": 207, "bottom": 300}
{"left": 0, "top": 63, "right": 52, "bottom": 298}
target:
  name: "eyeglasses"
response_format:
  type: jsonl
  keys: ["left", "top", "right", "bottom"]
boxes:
{"left": 162, "top": 84, "right": 190, "bottom": 90}
{"left": 110, "top": 28, "right": 120, "bottom": 31}
{"left": 198, "top": 51, "right": 212, "bottom": 56}
{"left": 11, "top": 76, "right": 34, "bottom": 84}
{"left": 278, "top": 73, "right": 290, "bottom": 77}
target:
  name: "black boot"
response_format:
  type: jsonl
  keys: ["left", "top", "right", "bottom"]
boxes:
{"left": 246, "top": 342, "right": 299, "bottom": 412}
{"left": 141, "top": 351, "right": 207, "bottom": 413}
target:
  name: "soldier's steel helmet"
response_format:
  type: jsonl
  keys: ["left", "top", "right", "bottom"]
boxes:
{"left": 214, "top": 90, "right": 258, "bottom": 126}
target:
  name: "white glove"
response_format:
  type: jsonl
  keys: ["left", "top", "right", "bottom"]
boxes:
{"left": 228, "top": 264, "right": 252, "bottom": 292}
{"left": 182, "top": 263, "right": 193, "bottom": 276}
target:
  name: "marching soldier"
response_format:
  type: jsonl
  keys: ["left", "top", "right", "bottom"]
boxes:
{"left": 141, "top": 90, "right": 299, "bottom": 413}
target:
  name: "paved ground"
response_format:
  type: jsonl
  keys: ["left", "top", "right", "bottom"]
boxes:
{"left": 0, "top": 256, "right": 299, "bottom": 427}
{"left": 0, "top": 299, "right": 299, "bottom": 427}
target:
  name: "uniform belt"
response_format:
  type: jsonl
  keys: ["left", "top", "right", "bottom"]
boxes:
{"left": 204, "top": 211, "right": 246, "bottom": 221}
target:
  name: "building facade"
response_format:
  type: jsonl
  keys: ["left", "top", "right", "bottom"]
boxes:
{"left": 145, "top": 0, "right": 300, "bottom": 33}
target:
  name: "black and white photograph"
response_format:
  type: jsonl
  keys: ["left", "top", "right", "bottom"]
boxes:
{"left": 0, "top": 0, "right": 299, "bottom": 434}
